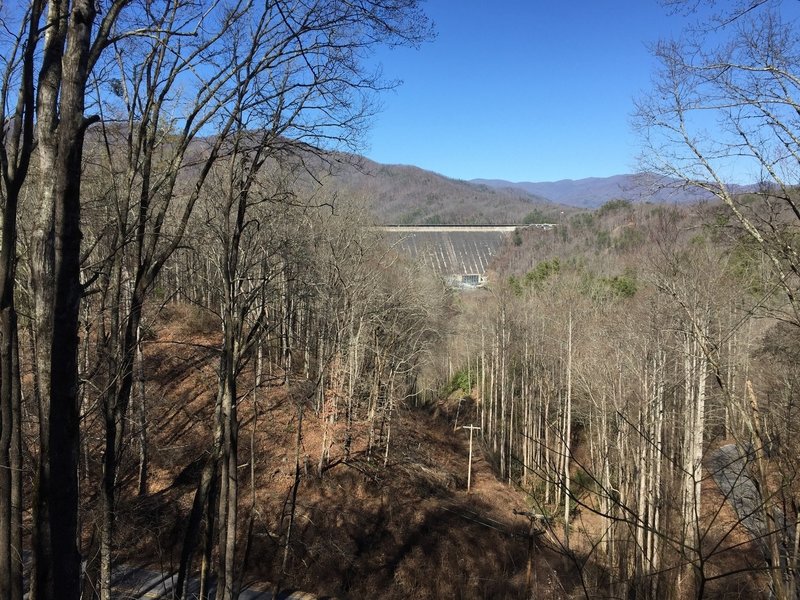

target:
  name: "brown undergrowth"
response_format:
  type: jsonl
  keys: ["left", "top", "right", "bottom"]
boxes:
{"left": 98, "top": 304, "right": 571, "bottom": 599}
{"left": 24, "top": 302, "right": 773, "bottom": 599}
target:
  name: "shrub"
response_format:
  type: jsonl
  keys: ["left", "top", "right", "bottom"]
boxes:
{"left": 522, "top": 209, "right": 548, "bottom": 224}
{"left": 597, "top": 198, "right": 632, "bottom": 217}
{"left": 443, "top": 369, "right": 471, "bottom": 397}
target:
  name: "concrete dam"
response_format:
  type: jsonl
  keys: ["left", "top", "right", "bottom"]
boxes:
{"left": 377, "top": 225, "right": 553, "bottom": 287}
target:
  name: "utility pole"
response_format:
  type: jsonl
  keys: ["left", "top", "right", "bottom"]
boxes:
{"left": 460, "top": 424, "right": 481, "bottom": 492}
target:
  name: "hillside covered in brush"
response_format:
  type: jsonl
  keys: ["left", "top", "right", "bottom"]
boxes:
{"left": 3, "top": 1, "right": 799, "bottom": 599}
{"left": 440, "top": 194, "right": 800, "bottom": 598}
{"left": 103, "top": 302, "right": 571, "bottom": 599}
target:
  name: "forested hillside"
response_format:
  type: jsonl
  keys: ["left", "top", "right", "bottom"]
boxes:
{"left": 0, "top": 2, "right": 446, "bottom": 600}
{"left": 107, "top": 301, "right": 570, "bottom": 598}
{"left": 447, "top": 196, "right": 800, "bottom": 598}
{"left": 0, "top": 1, "right": 799, "bottom": 600}
{"left": 312, "top": 156, "right": 566, "bottom": 225}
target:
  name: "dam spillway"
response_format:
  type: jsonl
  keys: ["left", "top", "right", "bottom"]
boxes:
{"left": 376, "top": 225, "right": 553, "bottom": 287}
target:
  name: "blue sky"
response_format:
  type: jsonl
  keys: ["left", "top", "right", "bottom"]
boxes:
{"left": 365, "top": 1, "right": 684, "bottom": 183}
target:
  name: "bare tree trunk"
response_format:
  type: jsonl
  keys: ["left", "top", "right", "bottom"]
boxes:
{"left": 384, "top": 378, "right": 395, "bottom": 468}
{"left": 199, "top": 467, "right": 219, "bottom": 600}
{"left": 237, "top": 343, "right": 262, "bottom": 593}
{"left": 136, "top": 324, "right": 148, "bottom": 495}
{"left": 0, "top": 226, "right": 19, "bottom": 600}
{"left": 563, "top": 311, "right": 573, "bottom": 549}
{"left": 0, "top": 307, "right": 22, "bottom": 600}
{"left": 28, "top": 0, "right": 129, "bottom": 595}
{"left": 216, "top": 364, "right": 239, "bottom": 600}
{"left": 747, "top": 381, "right": 789, "bottom": 600}
{"left": 648, "top": 350, "right": 665, "bottom": 594}
{"left": 282, "top": 403, "right": 304, "bottom": 574}
{"left": 499, "top": 308, "right": 507, "bottom": 478}
{"left": 175, "top": 382, "right": 224, "bottom": 600}
{"left": 480, "top": 325, "right": 486, "bottom": 434}
{"left": 9, "top": 325, "right": 21, "bottom": 600}
{"left": 543, "top": 380, "right": 551, "bottom": 505}
{"left": 0, "top": 5, "right": 37, "bottom": 598}
{"left": 31, "top": 0, "right": 100, "bottom": 592}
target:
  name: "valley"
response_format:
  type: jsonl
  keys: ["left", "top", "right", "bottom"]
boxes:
{"left": 0, "top": 1, "right": 798, "bottom": 599}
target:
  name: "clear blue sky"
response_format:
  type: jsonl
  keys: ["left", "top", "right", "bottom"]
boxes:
{"left": 365, "top": 1, "right": 683, "bottom": 183}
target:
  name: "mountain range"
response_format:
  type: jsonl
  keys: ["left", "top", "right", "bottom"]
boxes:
{"left": 314, "top": 156, "right": 749, "bottom": 224}
{"left": 471, "top": 173, "right": 722, "bottom": 209}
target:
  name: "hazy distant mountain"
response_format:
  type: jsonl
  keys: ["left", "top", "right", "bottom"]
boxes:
{"left": 305, "top": 153, "right": 754, "bottom": 223}
{"left": 319, "top": 157, "right": 569, "bottom": 225}
{"left": 471, "top": 173, "right": 727, "bottom": 208}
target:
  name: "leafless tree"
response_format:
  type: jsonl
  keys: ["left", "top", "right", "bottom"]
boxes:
{"left": 5, "top": 2, "right": 131, "bottom": 599}
{"left": 636, "top": 0, "right": 800, "bottom": 327}
{"left": 0, "top": 1, "right": 431, "bottom": 598}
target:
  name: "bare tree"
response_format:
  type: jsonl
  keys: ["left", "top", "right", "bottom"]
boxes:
{"left": 65, "top": 1, "right": 432, "bottom": 597}
{"left": 0, "top": 2, "right": 132, "bottom": 599}
{"left": 636, "top": 0, "right": 800, "bottom": 327}
{"left": 0, "top": 1, "right": 431, "bottom": 598}
{"left": 0, "top": 5, "right": 39, "bottom": 599}
{"left": 634, "top": 6, "right": 800, "bottom": 595}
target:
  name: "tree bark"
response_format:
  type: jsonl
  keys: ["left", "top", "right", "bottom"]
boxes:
{"left": 31, "top": 1, "right": 101, "bottom": 597}
{"left": 136, "top": 324, "right": 148, "bottom": 495}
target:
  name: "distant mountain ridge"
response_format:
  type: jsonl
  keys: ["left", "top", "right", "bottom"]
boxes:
{"left": 317, "top": 157, "right": 568, "bottom": 225}
{"left": 471, "top": 173, "right": 748, "bottom": 208}
{"left": 314, "top": 155, "right": 753, "bottom": 223}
